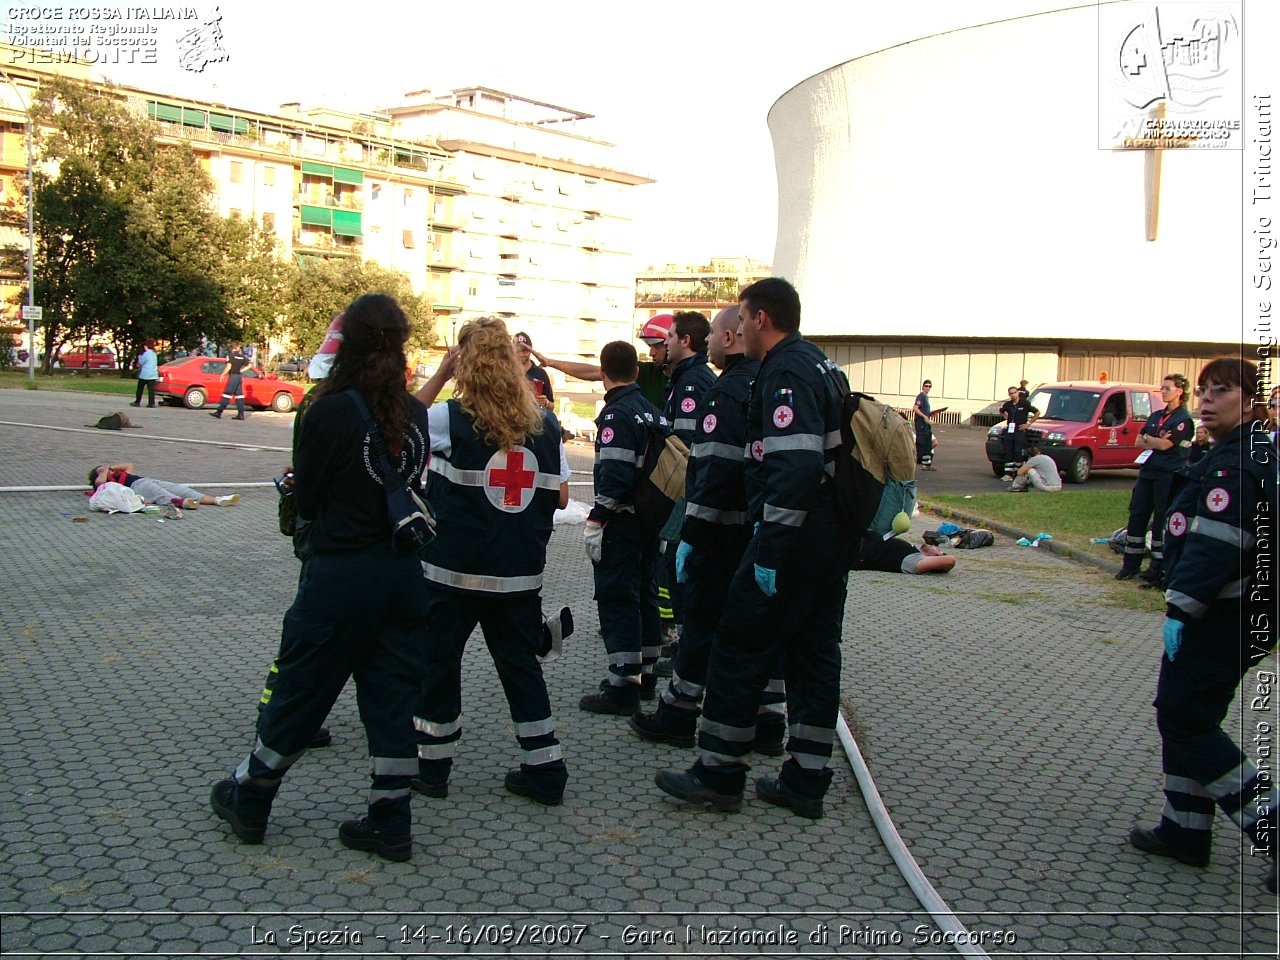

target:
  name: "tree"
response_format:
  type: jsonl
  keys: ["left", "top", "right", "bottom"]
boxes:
{"left": 24, "top": 77, "right": 284, "bottom": 371}
{"left": 288, "top": 257, "right": 436, "bottom": 358}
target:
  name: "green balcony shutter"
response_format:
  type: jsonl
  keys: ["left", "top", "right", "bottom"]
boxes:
{"left": 208, "top": 112, "right": 234, "bottom": 132}
{"left": 332, "top": 210, "right": 362, "bottom": 237}
{"left": 301, "top": 162, "right": 334, "bottom": 178}
{"left": 333, "top": 166, "right": 364, "bottom": 185}
{"left": 182, "top": 108, "right": 207, "bottom": 127}
{"left": 299, "top": 205, "right": 333, "bottom": 228}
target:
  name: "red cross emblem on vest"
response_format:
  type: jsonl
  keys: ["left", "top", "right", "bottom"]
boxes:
{"left": 1205, "top": 487, "right": 1230, "bottom": 513}
{"left": 485, "top": 446, "right": 538, "bottom": 512}
{"left": 1167, "top": 511, "right": 1187, "bottom": 538}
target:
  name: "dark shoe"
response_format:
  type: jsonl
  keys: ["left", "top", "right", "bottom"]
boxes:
{"left": 210, "top": 779, "right": 266, "bottom": 844}
{"left": 232, "top": 414, "right": 246, "bottom": 421}
{"left": 309, "top": 726, "right": 333, "bottom": 749}
{"left": 1114, "top": 568, "right": 1139, "bottom": 581}
{"left": 1137, "top": 579, "right": 1164, "bottom": 591}
{"left": 208, "top": 412, "right": 221, "bottom": 419}
{"left": 579, "top": 686, "right": 638, "bottom": 716}
{"left": 756, "top": 775, "right": 823, "bottom": 819}
{"left": 640, "top": 673, "right": 657, "bottom": 701}
{"left": 628, "top": 711, "right": 695, "bottom": 748}
{"left": 504, "top": 768, "right": 563, "bottom": 806}
{"left": 338, "top": 817, "right": 412, "bottom": 862}
{"left": 1128, "top": 826, "right": 1209, "bottom": 868}
{"left": 128, "top": 401, "right": 140, "bottom": 407}
{"left": 147, "top": 403, "right": 156, "bottom": 408}
{"left": 410, "top": 778, "right": 448, "bottom": 799}
{"left": 654, "top": 769, "right": 741, "bottom": 812}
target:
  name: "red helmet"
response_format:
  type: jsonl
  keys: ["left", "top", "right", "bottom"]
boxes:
{"left": 638, "top": 314, "right": 674, "bottom": 345}
{"left": 306, "top": 313, "right": 345, "bottom": 380}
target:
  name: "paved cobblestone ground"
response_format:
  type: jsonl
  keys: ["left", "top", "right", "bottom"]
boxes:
{"left": 0, "top": 389, "right": 1275, "bottom": 958}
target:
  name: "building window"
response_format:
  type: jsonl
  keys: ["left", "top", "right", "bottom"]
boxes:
{"left": 371, "top": 183, "right": 381, "bottom": 200}
{"left": 229, "top": 161, "right": 244, "bottom": 184}
{"left": 468, "top": 282, "right": 479, "bottom": 297}
{"left": 262, "top": 212, "right": 275, "bottom": 231}
{"left": 402, "top": 230, "right": 416, "bottom": 249}
{"left": 403, "top": 188, "right": 414, "bottom": 206}
{"left": 263, "top": 167, "right": 276, "bottom": 187}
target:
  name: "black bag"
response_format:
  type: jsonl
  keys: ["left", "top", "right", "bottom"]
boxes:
{"left": 347, "top": 390, "right": 437, "bottom": 557}
{"left": 632, "top": 420, "right": 689, "bottom": 538}
{"left": 277, "top": 489, "right": 297, "bottom": 537}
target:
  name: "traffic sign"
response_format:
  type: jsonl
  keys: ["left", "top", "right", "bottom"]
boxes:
{"left": 21, "top": 305, "right": 42, "bottom": 321}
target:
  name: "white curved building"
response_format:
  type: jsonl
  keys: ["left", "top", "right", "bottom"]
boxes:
{"left": 769, "top": 1, "right": 1247, "bottom": 418}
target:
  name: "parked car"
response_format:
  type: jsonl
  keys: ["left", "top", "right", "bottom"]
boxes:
{"left": 273, "top": 354, "right": 309, "bottom": 376}
{"left": 155, "top": 356, "right": 306, "bottom": 413}
{"left": 58, "top": 346, "right": 117, "bottom": 369}
{"left": 984, "top": 380, "right": 1164, "bottom": 483}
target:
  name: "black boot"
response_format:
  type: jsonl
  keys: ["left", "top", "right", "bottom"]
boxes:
{"left": 629, "top": 703, "right": 697, "bottom": 748}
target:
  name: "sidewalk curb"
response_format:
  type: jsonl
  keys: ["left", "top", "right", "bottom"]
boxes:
{"left": 918, "top": 498, "right": 1119, "bottom": 575}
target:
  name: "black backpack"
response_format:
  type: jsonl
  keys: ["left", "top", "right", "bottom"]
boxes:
{"left": 347, "top": 390, "right": 437, "bottom": 557}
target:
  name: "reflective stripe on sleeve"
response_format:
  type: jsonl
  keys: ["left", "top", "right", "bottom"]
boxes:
{"left": 1190, "top": 516, "right": 1251, "bottom": 549}
{"left": 763, "top": 433, "right": 823, "bottom": 454}
{"left": 1165, "top": 589, "right": 1208, "bottom": 618}
{"left": 598, "top": 448, "right": 641, "bottom": 465}
{"left": 691, "top": 441, "right": 746, "bottom": 461}
{"left": 763, "top": 504, "right": 807, "bottom": 527}
{"left": 685, "top": 502, "right": 749, "bottom": 525}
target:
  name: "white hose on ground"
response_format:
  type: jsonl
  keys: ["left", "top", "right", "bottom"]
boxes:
{"left": 836, "top": 714, "right": 992, "bottom": 959}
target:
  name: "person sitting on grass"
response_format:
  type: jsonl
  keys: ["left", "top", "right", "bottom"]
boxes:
{"left": 1008, "top": 440, "right": 1062, "bottom": 493}
{"left": 87, "top": 463, "right": 240, "bottom": 510}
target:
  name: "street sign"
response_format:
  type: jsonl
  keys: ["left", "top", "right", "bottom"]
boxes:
{"left": 21, "top": 305, "right": 42, "bottom": 321}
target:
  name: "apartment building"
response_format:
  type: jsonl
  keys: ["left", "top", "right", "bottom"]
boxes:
{"left": 634, "top": 256, "right": 772, "bottom": 331}
{"left": 0, "top": 49, "right": 651, "bottom": 359}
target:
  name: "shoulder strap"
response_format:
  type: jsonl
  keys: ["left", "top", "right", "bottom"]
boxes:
{"left": 346, "top": 389, "right": 407, "bottom": 485}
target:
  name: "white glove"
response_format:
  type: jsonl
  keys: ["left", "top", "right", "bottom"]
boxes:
{"left": 584, "top": 521, "right": 605, "bottom": 564}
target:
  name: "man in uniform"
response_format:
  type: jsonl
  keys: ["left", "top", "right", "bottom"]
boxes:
{"left": 532, "top": 315, "right": 673, "bottom": 408}
{"left": 653, "top": 311, "right": 718, "bottom": 672}
{"left": 656, "top": 278, "right": 853, "bottom": 818}
{"left": 210, "top": 341, "right": 250, "bottom": 420}
{"left": 579, "top": 341, "right": 667, "bottom": 716}
{"left": 630, "top": 307, "right": 785, "bottom": 752}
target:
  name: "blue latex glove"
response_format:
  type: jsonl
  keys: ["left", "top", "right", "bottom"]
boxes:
{"left": 675, "top": 541, "right": 693, "bottom": 584}
{"left": 754, "top": 521, "right": 761, "bottom": 536}
{"left": 1163, "top": 617, "right": 1184, "bottom": 662}
{"left": 754, "top": 564, "right": 777, "bottom": 597}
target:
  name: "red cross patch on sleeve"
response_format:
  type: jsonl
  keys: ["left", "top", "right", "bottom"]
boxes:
{"left": 600, "top": 426, "right": 614, "bottom": 445}
{"left": 1205, "top": 487, "right": 1230, "bottom": 513}
{"left": 772, "top": 405, "right": 795, "bottom": 429}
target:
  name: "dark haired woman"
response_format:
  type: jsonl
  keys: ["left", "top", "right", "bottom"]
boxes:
{"left": 211, "top": 293, "right": 433, "bottom": 862}
{"left": 1130, "top": 357, "right": 1278, "bottom": 893}
{"left": 1116, "top": 373, "right": 1194, "bottom": 587}
{"left": 130, "top": 338, "right": 159, "bottom": 407}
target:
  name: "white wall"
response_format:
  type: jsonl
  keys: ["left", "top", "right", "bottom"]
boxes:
{"left": 769, "top": 3, "right": 1241, "bottom": 344}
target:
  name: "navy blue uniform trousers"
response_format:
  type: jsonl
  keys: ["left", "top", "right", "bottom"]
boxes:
{"left": 234, "top": 545, "right": 429, "bottom": 834}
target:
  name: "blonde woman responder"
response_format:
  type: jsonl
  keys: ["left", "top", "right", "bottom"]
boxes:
{"left": 412, "top": 317, "right": 573, "bottom": 805}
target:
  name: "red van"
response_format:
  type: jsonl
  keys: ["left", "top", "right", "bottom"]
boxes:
{"left": 985, "top": 381, "right": 1165, "bottom": 483}
{"left": 58, "top": 345, "right": 118, "bottom": 369}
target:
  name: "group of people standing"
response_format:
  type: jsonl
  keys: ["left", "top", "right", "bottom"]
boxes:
{"left": 211, "top": 295, "right": 573, "bottom": 862}
{"left": 204, "top": 286, "right": 1276, "bottom": 897}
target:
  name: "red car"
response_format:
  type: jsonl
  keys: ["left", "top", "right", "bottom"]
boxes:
{"left": 58, "top": 346, "right": 118, "bottom": 369}
{"left": 156, "top": 356, "right": 306, "bottom": 413}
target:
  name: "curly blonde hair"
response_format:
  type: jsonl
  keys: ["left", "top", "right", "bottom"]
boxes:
{"left": 454, "top": 317, "right": 543, "bottom": 450}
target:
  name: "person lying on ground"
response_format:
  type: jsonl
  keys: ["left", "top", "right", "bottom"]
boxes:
{"left": 87, "top": 463, "right": 240, "bottom": 509}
